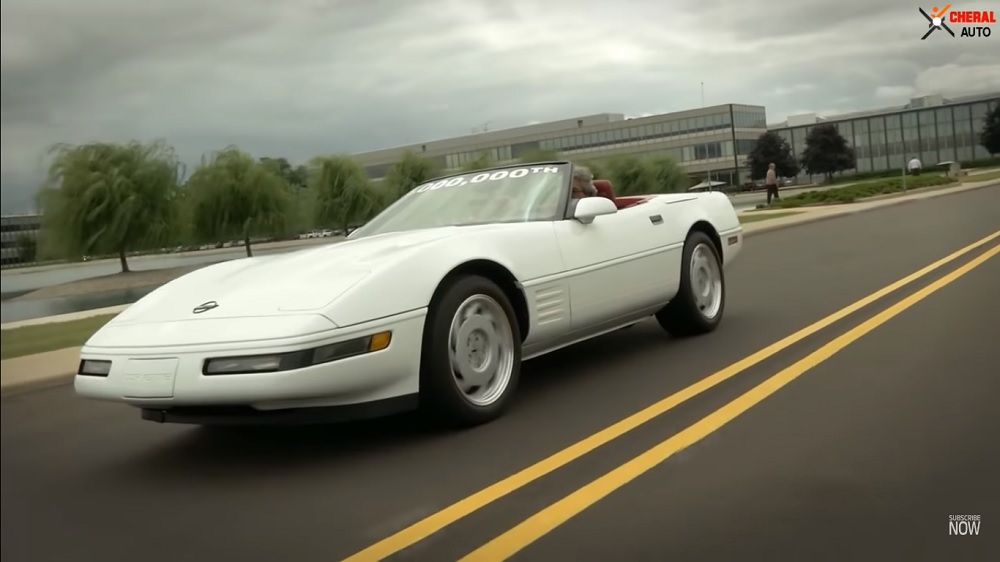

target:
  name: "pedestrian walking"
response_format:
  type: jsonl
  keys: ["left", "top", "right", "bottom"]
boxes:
{"left": 765, "top": 163, "right": 780, "bottom": 205}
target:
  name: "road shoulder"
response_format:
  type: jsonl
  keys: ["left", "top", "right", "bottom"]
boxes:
{"left": 1, "top": 347, "right": 81, "bottom": 397}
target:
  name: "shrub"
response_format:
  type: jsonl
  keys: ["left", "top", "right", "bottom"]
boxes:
{"left": 770, "top": 173, "right": 953, "bottom": 209}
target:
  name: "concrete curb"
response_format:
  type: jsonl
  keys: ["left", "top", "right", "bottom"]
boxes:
{"left": 1, "top": 304, "right": 131, "bottom": 330}
{"left": 1, "top": 372, "right": 76, "bottom": 398}
{"left": 0, "top": 347, "right": 81, "bottom": 397}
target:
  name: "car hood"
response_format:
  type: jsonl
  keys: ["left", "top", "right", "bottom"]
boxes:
{"left": 112, "top": 227, "right": 468, "bottom": 326}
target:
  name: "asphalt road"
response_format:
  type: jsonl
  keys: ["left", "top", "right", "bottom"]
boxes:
{"left": 3, "top": 186, "right": 999, "bottom": 562}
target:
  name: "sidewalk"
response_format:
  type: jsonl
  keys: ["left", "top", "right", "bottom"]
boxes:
{"left": 1, "top": 347, "right": 81, "bottom": 397}
{"left": 1, "top": 179, "right": 997, "bottom": 396}
{"left": 1, "top": 304, "right": 132, "bottom": 330}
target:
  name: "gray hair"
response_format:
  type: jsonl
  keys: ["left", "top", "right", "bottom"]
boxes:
{"left": 573, "top": 166, "right": 598, "bottom": 196}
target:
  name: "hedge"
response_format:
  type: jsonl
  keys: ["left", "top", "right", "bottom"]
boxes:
{"left": 767, "top": 173, "right": 954, "bottom": 208}
{"left": 823, "top": 156, "right": 1000, "bottom": 185}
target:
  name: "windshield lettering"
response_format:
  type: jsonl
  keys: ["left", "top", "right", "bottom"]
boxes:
{"left": 351, "top": 163, "right": 571, "bottom": 238}
{"left": 412, "top": 165, "right": 560, "bottom": 194}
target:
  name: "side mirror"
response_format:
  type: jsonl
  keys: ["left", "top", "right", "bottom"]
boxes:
{"left": 573, "top": 196, "right": 617, "bottom": 224}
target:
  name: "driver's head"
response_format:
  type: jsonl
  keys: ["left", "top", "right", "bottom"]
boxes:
{"left": 571, "top": 166, "right": 597, "bottom": 199}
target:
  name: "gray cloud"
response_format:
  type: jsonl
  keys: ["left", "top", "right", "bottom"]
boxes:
{"left": 2, "top": 0, "right": 998, "bottom": 212}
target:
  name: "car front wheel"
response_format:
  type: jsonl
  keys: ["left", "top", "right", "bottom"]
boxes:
{"left": 419, "top": 275, "right": 522, "bottom": 427}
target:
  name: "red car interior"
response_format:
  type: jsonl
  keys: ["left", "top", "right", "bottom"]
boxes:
{"left": 592, "top": 179, "right": 655, "bottom": 210}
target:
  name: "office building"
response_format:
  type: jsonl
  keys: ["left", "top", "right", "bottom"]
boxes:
{"left": 0, "top": 213, "right": 42, "bottom": 266}
{"left": 353, "top": 104, "right": 769, "bottom": 187}
{"left": 352, "top": 91, "right": 998, "bottom": 185}
{"left": 769, "top": 92, "right": 998, "bottom": 177}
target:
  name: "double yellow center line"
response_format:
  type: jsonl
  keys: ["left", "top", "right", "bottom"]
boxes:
{"left": 344, "top": 230, "right": 1000, "bottom": 562}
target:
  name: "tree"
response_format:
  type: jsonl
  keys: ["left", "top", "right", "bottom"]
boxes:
{"left": 384, "top": 150, "right": 439, "bottom": 198}
{"left": 580, "top": 160, "right": 606, "bottom": 180}
{"left": 461, "top": 152, "right": 494, "bottom": 172}
{"left": 187, "top": 146, "right": 292, "bottom": 257}
{"left": 311, "top": 155, "right": 375, "bottom": 234}
{"left": 646, "top": 155, "right": 688, "bottom": 192}
{"left": 38, "top": 140, "right": 182, "bottom": 273}
{"left": 16, "top": 234, "right": 37, "bottom": 263}
{"left": 604, "top": 155, "right": 656, "bottom": 196}
{"left": 519, "top": 149, "right": 560, "bottom": 163}
{"left": 980, "top": 104, "right": 1000, "bottom": 156}
{"left": 576, "top": 155, "right": 685, "bottom": 194}
{"left": 799, "top": 124, "right": 856, "bottom": 181}
{"left": 260, "top": 156, "right": 312, "bottom": 234}
{"left": 260, "top": 157, "right": 309, "bottom": 188}
{"left": 746, "top": 131, "right": 800, "bottom": 180}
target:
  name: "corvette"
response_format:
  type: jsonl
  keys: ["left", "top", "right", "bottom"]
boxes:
{"left": 75, "top": 161, "right": 743, "bottom": 427}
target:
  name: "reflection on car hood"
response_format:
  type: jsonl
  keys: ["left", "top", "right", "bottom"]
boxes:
{"left": 112, "top": 226, "right": 488, "bottom": 325}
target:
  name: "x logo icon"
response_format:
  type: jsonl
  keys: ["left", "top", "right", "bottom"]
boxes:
{"left": 920, "top": 6, "right": 956, "bottom": 39}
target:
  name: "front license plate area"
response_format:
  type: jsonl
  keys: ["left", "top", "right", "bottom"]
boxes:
{"left": 121, "top": 358, "right": 179, "bottom": 399}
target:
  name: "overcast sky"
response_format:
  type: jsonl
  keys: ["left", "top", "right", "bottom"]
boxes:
{"left": 2, "top": 0, "right": 998, "bottom": 213}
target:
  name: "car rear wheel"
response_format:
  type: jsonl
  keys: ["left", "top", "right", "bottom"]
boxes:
{"left": 655, "top": 231, "right": 725, "bottom": 337}
{"left": 420, "top": 275, "right": 522, "bottom": 427}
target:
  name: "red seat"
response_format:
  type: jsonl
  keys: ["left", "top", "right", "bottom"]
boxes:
{"left": 592, "top": 179, "right": 635, "bottom": 209}
{"left": 593, "top": 179, "right": 617, "bottom": 202}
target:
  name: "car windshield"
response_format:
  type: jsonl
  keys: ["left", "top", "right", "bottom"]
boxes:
{"left": 351, "top": 163, "right": 570, "bottom": 238}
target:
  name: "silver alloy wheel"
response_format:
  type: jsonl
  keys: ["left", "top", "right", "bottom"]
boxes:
{"left": 690, "top": 242, "right": 723, "bottom": 319}
{"left": 448, "top": 294, "right": 516, "bottom": 406}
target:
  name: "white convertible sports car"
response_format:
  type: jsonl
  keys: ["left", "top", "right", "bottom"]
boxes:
{"left": 75, "top": 161, "right": 743, "bottom": 427}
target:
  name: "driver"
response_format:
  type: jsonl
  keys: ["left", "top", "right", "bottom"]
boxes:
{"left": 571, "top": 166, "right": 598, "bottom": 199}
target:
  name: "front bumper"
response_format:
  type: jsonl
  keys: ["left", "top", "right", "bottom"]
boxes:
{"left": 74, "top": 309, "right": 427, "bottom": 419}
{"left": 138, "top": 394, "right": 419, "bottom": 426}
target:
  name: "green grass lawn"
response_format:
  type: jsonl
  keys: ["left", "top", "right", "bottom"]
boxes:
{"left": 739, "top": 211, "right": 804, "bottom": 223}
{"left": 768, "top": 172, "right": 954, "bottom": 209}
{"left": 1, "top": 314, "right": 117, "bottom": 360}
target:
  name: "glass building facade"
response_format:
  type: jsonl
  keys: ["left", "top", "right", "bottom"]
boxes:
{"left": 0, "top": 214, "right": 42, "bottom": 266}
{"left": 354, "top": 104, "right": 769, "bottom": 187}
{"left": 770, "top": 95, "right": 998, "bottom": 178}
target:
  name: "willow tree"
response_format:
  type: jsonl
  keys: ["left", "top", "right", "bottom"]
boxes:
{"left": 311, "top": 155, "right": 375, "bottom": 234}
{"left": 580, "top": 160, "right": 607, "bottom": 181}
{"left": 38, "top": 140, "right": 182, "bottom": 273}
{"left": 598, "top": 154, "right": 689, "bottom": 195}
{"left": 603, "top": 155, "right": 656, "bottom": 196}
{"left": 384, "top": 150, "right": 439, "bottom": 199}
{"left": 461, "top": 152, "right": 494, "bottom": 172}
{"left": 647, "top": 155, "right": 688, "bottom": 193}
{"left": 187, "top": 146, "right": 292, "bottom": 257}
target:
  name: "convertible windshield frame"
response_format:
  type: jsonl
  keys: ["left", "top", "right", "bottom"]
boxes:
{"left": 349, "top": 161, "right": 575, "bottom": 239}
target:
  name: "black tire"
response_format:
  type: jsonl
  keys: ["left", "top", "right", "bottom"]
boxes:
{"left": 419, "top": 275, "right": 522, "bottom": 427}
{"left": 656, "top": 231, "right": 725, "bottom": 337}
